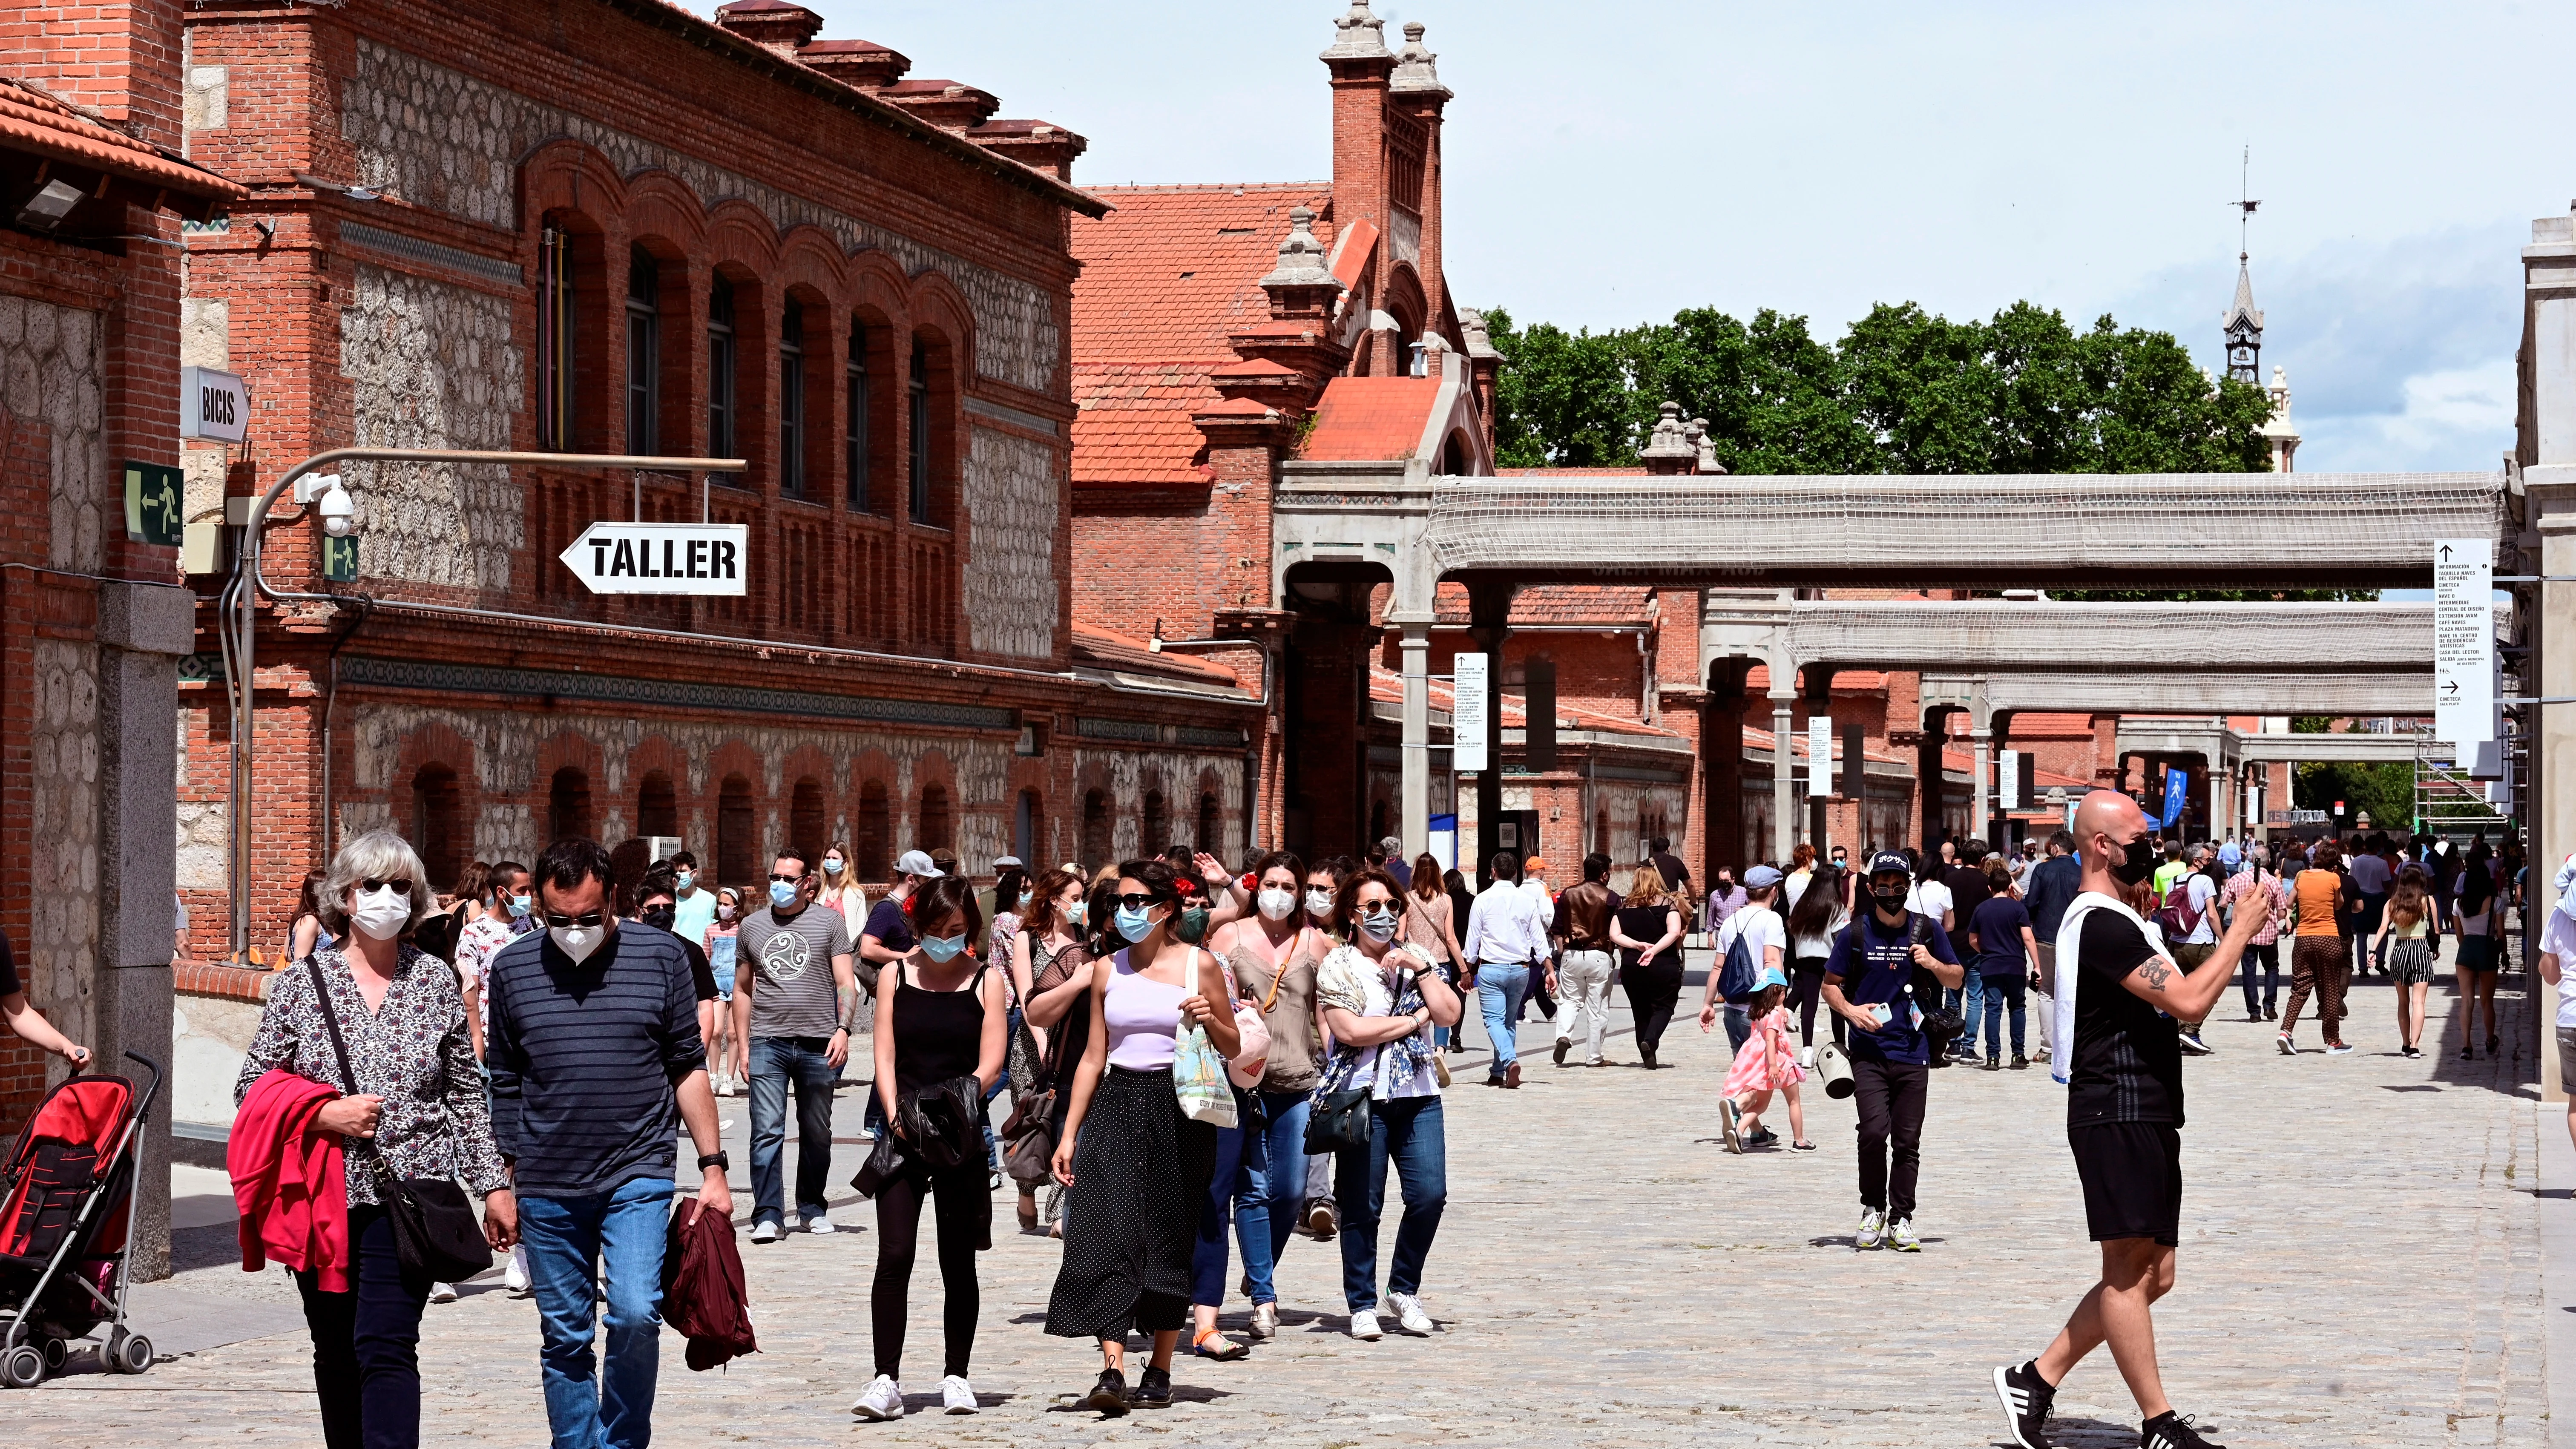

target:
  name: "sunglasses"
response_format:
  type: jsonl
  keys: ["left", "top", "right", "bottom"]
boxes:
{"left": 543, "top": 910, "right": 607, "bottom": 929}
{"left": 1110, "top": 892, "right": 1164, "bottom": 912}
{"left": 768, "top": 873, "right": 806, "bottom": 885}
{"left": 361, "top": 878, "right": 414, "bottom": 895}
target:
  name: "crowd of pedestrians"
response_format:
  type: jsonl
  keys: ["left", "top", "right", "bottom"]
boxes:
{"left": 184, "top": 804, "right": 2536, "bottom": 1446}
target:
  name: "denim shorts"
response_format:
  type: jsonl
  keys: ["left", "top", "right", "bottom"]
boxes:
{"left": 2559, "top": 1027, "right": 2576, "bottom": 1092}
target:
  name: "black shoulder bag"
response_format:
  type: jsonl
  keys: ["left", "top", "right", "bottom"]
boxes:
{"left": 308, "top": 957, "right": 495, "bottom": 1283}
{"left": 1905, "top": 915, "right": 1967, "bottom": 1062}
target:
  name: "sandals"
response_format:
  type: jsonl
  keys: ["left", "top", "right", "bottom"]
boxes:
{"left": 1191, "top": 1330, "right": 1249, "bottom": 1361}
{"left": 1790, "top": 1139, "right": 1817, "bottom": 1151}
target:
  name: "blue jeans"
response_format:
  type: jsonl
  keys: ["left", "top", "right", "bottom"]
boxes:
{"left": 748, "top": 1035, "right": 837, "bottom": 1227}
{"left": 1979, "top": 972, "right": 2025, "bottom": 1058}
{"left": 1189, "top": 1112, "right": 1250, "bottom": 1307}
{"left": 518, "top": 1174, "right": 675, "bottom": 1449}
{"left": 1233, "top": 1090, "right": 1310, "bottom": 1305}
{"left": 1334, "top": 1095, "right": 1446, "bottom": 1313}
{"left": 1475, "top": 965, "right": 1532, "bottom": 1077}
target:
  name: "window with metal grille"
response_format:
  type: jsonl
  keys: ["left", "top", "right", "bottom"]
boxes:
{"left": 847, "top": 322, "right": 870, "bottom": 511}
{"left": 779, "top": 297, "right": 805, "bottom": 497}
{"left": 707, "top": 276, "right": 737, "bottom": 473}
{"left": 908, "top": 341, "right": 930, "bottom": 523}
{"left": 626, "top": 248, "right": 658, "bottom": 454}
{"left": 538, "top": 227, "right": 576, "bottom": 447}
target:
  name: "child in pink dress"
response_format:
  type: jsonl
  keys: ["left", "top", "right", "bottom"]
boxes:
{"left": 1719, "top": 969, "right": 1811, "bottom": 1151}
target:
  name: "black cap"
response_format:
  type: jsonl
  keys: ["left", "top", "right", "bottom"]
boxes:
{"left": 1867, "top": 850, "right": 1911, "bottom": 877}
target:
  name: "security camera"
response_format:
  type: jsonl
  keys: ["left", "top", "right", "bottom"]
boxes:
{"left": 316, "top": 476, "right": 358, "bottom": 538}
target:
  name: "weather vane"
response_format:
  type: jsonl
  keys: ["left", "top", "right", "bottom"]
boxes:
{"left": 2233, "top": 144, "right": 2260, "bottom": 262}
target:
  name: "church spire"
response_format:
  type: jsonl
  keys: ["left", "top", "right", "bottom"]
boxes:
{"left": 2222, "top": 146, "right": 2263, "bottom": 383}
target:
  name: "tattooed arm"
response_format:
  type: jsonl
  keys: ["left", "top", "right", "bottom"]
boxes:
{"left": 2118, "top": 892, "right": 2266, "bottom": 1021}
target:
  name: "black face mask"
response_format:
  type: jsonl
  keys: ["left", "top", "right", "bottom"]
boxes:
{"left": 1869, "top": 880, "right": 1910, "bottom": 914}
{"left": 641, "top": 905, "right": 677, "bottom": 932}
{"left": 2107, "top": 836, "right": 2159, "bottom": 887}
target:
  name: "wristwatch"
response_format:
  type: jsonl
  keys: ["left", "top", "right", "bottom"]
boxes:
{"left": 697, "top": 1151, "right": 730, "bottom": 1173}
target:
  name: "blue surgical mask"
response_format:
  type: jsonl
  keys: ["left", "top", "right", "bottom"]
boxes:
{"left": 1018, "top": 890, "right": 1034, "bottom": 908}
{"left": 506, "top": 894, "right": 532, "bottom": 920}
{"left": 1066, "top": 900, "right": 1087, "bottom": 926}
{"left": 1114, "top": 905, "right": 1158, "bottom": 943}
{"left": 675, "top": 870, "right": 694, "bottom": 891}
{"left": 769, "top": 880, "right": 800, "bottom": 909}
{"left": 921, "top": 934, "right": 966, "bottom": 963}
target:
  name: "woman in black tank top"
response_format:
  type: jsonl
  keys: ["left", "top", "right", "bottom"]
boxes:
{"left": 850, "top": 878, "right": 1006, "bottom": 1421}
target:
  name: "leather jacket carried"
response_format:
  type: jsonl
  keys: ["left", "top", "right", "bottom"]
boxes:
{"left": 896, "top": 1074, "right": 986, "bottom": 1172}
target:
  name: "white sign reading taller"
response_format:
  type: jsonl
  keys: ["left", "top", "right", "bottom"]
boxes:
{"left": 559, "top": 522, "right": 749, "bottom": 595}
{"left": 1452, "top": 653, "right": 1490, "bottom": 773}
{"left": 2432, "top": 538, "right": 2493, "bottom": 753}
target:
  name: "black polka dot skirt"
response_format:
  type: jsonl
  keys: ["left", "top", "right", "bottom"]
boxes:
{"left": 1044, "top": 1065, "right": 1217, "bottom": 1340}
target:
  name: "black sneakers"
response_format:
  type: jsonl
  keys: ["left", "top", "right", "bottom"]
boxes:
{"left": 1129, "top": 1366, "right": 1173, "bottom": 1409}
{"left": 2142, "top": 1410, "right": 2225, "bottom": 1448}
{"left": 1078, "top": 1369, "right": 1129, "bottom": 1416}
{"left": 1991, "top": 1360, "right": 2054, "bottom": 1449}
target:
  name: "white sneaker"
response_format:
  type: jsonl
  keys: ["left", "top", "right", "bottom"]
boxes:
{"left": 1348, "top": 1309, "right": 1383, "bottom": 1340}
{"left": 750, "top": 1220, "right": 780, "bottom": 1244}
{"left": 850, "top": 1374, "right": 904, "bottom": 1420}
{"left": 503, "top": 1245, "right": 532, "bottom": 1297}
{"left": 1247, "top": 1301, "right": 1279, "bottom": 1340}
{"left": 1385, "top": 1291, "right": 1433, "bottom": 1334}
{"left": 940, "top": 1376, "right": 977, "bottom": 1414}
{"left": 428, "top": 1282, "right": 458, "bottom": 1304}
{"left": 1798, "top": 1046, "right": 1817, "bottom": 1069}
{"left": 1855, "top": 1208, "right": 1885, "bottom": 1251}
{"left": 1888, "top": 1216, "right": 1921, "bottom": 1252}
{"left": 805, "top": 1212, "right": 837, "bottom": 1234}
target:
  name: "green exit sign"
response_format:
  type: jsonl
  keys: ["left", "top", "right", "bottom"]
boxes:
{"left": 322, "top": 535, "right": 359, "bottom": 582}
{"left": 123, "top": 461, "right": 183, "bottom": 547}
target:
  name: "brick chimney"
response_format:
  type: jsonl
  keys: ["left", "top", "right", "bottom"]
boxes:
{"left": 0, "top": 0, "right": 184, "bottom": 148}
{"left": 963, "top": 119, "right": 1087, "bottom": 181}
{"left": 1389, "top": 20, "right": 1453, "bottom": 347}
{"left": 877, "top": 79, "right": 1001, "bottom": 131}
{"left": 713, "top": 0, "right": 823, "bottom": 59}
{"left": 1321, "top": 1, "right": 1395, "bottom": 242}
{"left": 798, "top": 38, "right": 910, "bottom": 92}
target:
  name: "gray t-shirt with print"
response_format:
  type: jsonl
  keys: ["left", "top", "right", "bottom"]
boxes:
{"left": 739, "top": 903, "right": 853, "bottom": 1039}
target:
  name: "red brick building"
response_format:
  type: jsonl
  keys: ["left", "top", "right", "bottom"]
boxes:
{"left": 174, "top": 0, "right": 1262, "bottom": 978}
{"left": 0, "top": 1, "right": 245, "bottom": 1235}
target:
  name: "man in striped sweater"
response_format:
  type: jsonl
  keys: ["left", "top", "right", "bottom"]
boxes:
{"left": 488, "top": 837, "right": 733, "bottom": 1449}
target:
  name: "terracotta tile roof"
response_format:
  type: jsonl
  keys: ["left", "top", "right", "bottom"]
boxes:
{"left": 1069, "top": 182, "right": 1334, "bottom": 366}
{"left": 1071, "top": 622, "right": 1242, "bottom": 685}
{"left": 1070, "top": 362, "right": 1215, "bottom": 486}
{"left": 2011, "top": 712, "right": 2100, "bottom": 734}
{"left": 1300, "top": 376, "right": 1438, "bottom": 462}
{"left": 1329, "top": 218, "right": 1378, "bottom": 290}
{"left": 0, "top": 78, "right": 244, "bottom": 206}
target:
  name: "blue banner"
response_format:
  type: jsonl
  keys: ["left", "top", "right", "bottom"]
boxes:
{"left": 2158, "top": 766, "right": 2189, "bottom": 830}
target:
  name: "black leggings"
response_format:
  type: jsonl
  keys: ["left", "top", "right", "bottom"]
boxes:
{"left": 873, "top": 1164, "right": 985, "bottom": 1379}
{"left": 1789, "top": 956, "right": 1841, "bottom": 1049}
{"left": 1620, "top": 959, "right": 1685, "bottom": 1049}
{"left": 293, "top": 1205, "right": 430, "bottom": 1449}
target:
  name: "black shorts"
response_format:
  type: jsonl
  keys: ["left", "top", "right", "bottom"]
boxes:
{"left": 2455, "top": 935, "right": 2497, "bottom": 972}
{"left": 2069, "top": 1121, "right": 2181, "bottom": 1246}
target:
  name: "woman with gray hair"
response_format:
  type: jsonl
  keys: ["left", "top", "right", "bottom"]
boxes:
{"left": 234, "top": 828, "right": 512, "bottom": 1449}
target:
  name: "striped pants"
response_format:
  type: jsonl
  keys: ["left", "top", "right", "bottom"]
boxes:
{"left": 2280, "top": 936, "right": 2350, "bottom": 1045}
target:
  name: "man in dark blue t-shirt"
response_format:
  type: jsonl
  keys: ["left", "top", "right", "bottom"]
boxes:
{"left": 1969, "top": 890, "right": 2038, "bottom": 1068}
{"left": 1823, "top": 851, "right": 1963, "bottom": 1253}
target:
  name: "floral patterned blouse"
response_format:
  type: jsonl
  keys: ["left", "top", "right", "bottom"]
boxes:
{"left": 234, "top": 943, "right": 507, "bottom": 1205}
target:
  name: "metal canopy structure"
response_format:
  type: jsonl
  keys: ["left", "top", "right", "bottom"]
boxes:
{"left": 1424, "top": 471, "right": 2507, "bottom": 589}
{"left": 1929, "top": 672, "right": 2429, "bottom": 723}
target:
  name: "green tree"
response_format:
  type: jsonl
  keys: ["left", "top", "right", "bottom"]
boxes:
{"left": 2293, "top": 760, "right": 2417, "bottom": 833}
{"left": 1484, "top": 308, "right": 1636, "bottom": 468}
{"left": 1627, "top": 308, "right": 1880, "bottom": 475}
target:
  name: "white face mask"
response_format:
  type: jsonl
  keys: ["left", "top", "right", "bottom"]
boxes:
{"left": 1257, "top": 887, "right": 1299, "bottom": 921}
{"left": 551, "top": 922, "right": 606, "bottom": 963}
{"left": 351, "top": 886, "right": 410, "bottom": 941}
{"left": 1305, "top": 887, "right": 1334, "bottom": 916}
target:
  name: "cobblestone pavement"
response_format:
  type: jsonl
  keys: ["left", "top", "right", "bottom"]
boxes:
{"left": 11, "top": 963, "right": 2549, "bottom": 1446}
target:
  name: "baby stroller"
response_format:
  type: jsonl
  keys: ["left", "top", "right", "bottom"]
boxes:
{"left": 0, "top": 1053, "right": 161, "bottom": 1387}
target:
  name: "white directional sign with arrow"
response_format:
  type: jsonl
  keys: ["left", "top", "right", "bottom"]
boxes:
{"left": 2432, "top": 537, "right": 2492, "bottom": 754}
{"left": 559, "top": 521, "right": 749, "bottom": 595}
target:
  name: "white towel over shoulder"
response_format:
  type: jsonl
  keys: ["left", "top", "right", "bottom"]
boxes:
{"left": 2050, "top": 890, "right": 2169, "bottom": 1087}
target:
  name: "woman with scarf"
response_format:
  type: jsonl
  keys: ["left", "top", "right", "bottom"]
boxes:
{"left": 1314, "top": 867, "right": 1463, "bottom": 1342}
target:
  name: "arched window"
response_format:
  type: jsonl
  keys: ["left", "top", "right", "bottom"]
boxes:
{"left": 778, "top": 296, "right": 805, "bottom": 497}
{"left": 707, "top": 276, "right": 738, "bottom": 473}
{"left": 1141, "top": 790, "right": 1166, "bottom": 855}
{"left": 1081, "top": 789, "right": 1110, "bottom": 871}
{"left": 919, "top": 783, "right": 953, "bottom": 853}
{"left": 538, "top": 226, "right": 577, "bottom": 447}
{"left": 548, "top": 766, "right": 592, "bottom": 844}
{"left": 856, "top": 780, "right": 891, "bottom": 882}
{"left": 907, "top": 340, "right": 931, "bottom": 523}
{"left": 1440, "top": 429, "right": 1469, "bottom": 476}
{"left": 1197, "top": 792, "right": 1219, "bottom": 856}
{"left": 789, "top": 777, "right": 826, "bottom": 863}
{"left": 637, "top": 770, "right": 678, "bottom": 840}
{"left": 1016, "top": 789, "right": 1043, "bottom": 865}
{"left": 411, "top": 763, "right": 463, "bottom": 891}
{"left": 717, "top": 775, "right": 755, "bottom": 886}
{"left": 847, "top": 320, "right": 871, "bottom": 512}
{"left": 626, "top": 247, "right": 659, "bottom": 454}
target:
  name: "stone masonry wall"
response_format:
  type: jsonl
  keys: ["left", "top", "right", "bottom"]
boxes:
{"left": 342, "top": 40, "right": 1061, "bottom": 394}
{"left": 28, "top": 638, "right": 100, "bottom": 1052}
{"left": 339, "top": 263, "right": 525, "bottom": 590}
{"left": 963, "top": 425, "right": 1058, "bottom": 659}
{"left": 0, "top": 296, "right": 106, "bottom": 572}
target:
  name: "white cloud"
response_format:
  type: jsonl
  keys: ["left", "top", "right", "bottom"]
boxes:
{"left": 2298, "top": 359, "right": 2516, "bottom": 474}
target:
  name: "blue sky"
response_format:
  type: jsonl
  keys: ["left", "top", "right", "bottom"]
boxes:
{"left": 742, "top": 1, "right": 2571, "bottom": 475}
